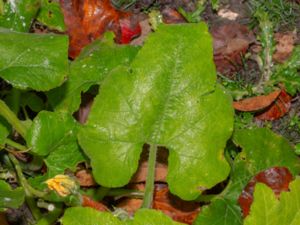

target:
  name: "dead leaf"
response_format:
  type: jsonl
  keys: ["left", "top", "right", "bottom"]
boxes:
{"left": 211, "top": 23, "right": 255, "bottom": 76}
{"left": 60, "top": 0, "right": 141, "bottom": 58}
{"left": 161, "top": 7, "right": 186, "bottom": 24}
{"left": 118, "top": 184, "right": 200, "bottom": 225}
{"left": 255, "top": 90, "right": 292, "bottom": 121}
{"left": 82, "top": 195, "right": 108, "bottom": 211}
{"left": 233, "top": 90, "right": 281, "bottom": 111}
{"left": 75, "top": 169, "right": 96, "bottom": 187}
{"left": 273, "top": 32, "right": 296, "bottom": 63}
{"left": 0, "top": 213, "right": 8, "bottom": 225}
{"left": 238, "top": 167, "right": 293, "bottom": 217}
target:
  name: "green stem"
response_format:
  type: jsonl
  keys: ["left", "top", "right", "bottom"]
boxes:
{"left": 0, "top": 99, "right": 27, "bottom": 138}
{"left": 5, "top": 138, "right": 28, "bottom": 151}
{"left": 26, "top": 196, "right": 42, "bottom": 220}
{"left": 10, "top": 88, "right": 21, "bottom": 115}
{"left": 36, "top": 203, "right": 63, "bottom": 225}
{"left": 195, "top": 194, "right": 218, "bottom": 203}
{"left": 107, "top": 189, "right": 144, "bottom": 199}
{"left": 8, "top": 154, "right": 47, "bottom": 198}
{"left": 141, "top": 144, "right": 157, "bottom": 208}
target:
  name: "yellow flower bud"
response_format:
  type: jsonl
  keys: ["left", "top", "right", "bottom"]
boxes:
{"left": 46, "top": 175, "right": 77, "bottom": 197}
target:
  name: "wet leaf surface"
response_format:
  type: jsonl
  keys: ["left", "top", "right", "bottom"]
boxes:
{"left": 60, "top": 0, "right": 141, "bottom": 58}
{"left": 238, "top": 167, "right": 293, "bottom": 217}
{"left": 78, "top": 23, "right": 234, "bottom": 200}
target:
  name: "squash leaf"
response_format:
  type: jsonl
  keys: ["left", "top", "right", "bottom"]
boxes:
{"left": 244, "top": 177, "right": 300, "bottom": 225}
{"left": 61, "top": 207, "right": 184, "bottom": 225}
{"left": 36, "top": 0, "right": 65, "bottom": 32}
{"left": 0, "top": 180, "right": 25, "bottom": 211}
{"left": 47, "top": 33, "right": 139, "bottom": 114}
{"left": 0, "top": 28, "right": 68, "bottom": 91}
{"left": 194, "top": 128, "right": 300, "bottom": 225}
{"left": 78, "top": 23, "right": 234, "bottom": 200}
{"left": 0, "top": 0, "right": 40, "bottom": 32}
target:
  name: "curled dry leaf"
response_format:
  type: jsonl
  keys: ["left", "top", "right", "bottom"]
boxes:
{"left": 118, "top": 184, "right": 200, "bottom": 225}
{"left": 255, "top": 90, "right": 292, "bottom": 121}
{"left": 233, "top": 90, "right": 281, "bottom": 111}
{"left": 273, "top": 32, "right": 297, "bottom": 63}
{"left": 238, "top": 167, "right": 293, "bottom": 217}
{"left": 211, "top": 23, "right": 255, "bottom": 76}
{"left": 60, "top": 0, "right": 141, "bottom": 58}
{"left": 82, "top": 195, "right": 109, "bottom": 211}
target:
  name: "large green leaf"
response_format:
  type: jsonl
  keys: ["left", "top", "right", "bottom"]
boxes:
{"left": 0, "top": 180, "right": 25, "bottom": 211}
{"left": 194, "top": 128, "right": 300, "bottom": 225}
{"left": 0, "top": 28, "right": 68, "bottom": 91}
{"left": 0, "top": 0, "right": 40, "bottom": 32}
{"left": 244, "top": 177, "right": 300, "bottom": 225}
{"left": 78, "top": 23, "right": 234, "bottom": 200}
{"left": 61, "top": 207, "right": 184, "bottom": 225}
{"left": 47, "top": 33, "right": 139, "bottom": 114}
{"left": 36, "top": 0, "right": 65, "bottom": 32}
{"left": 26, "top": 111, "right": 78, "bottom": 156}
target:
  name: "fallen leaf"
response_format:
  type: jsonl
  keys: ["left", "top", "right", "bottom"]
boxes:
{"left": 118, "top": 184, "right": 200, "bottom": 225}
{"left": 0, "top": 213, "right": 8, "bottom": 225}
{"left": 60, "top": 0, "right": 141, "bottom": 58}
{"left": 211, "top": 23, "right": 255, "bottom": 76}
{"left": 76, "top": 169, "right": 96, "bottom": 187}
{"left": 255, "top": 90, "right": 292, "bottom": 121}
{"left": 273, "top": 32, "right": 296, "bottom": 63}
{"left": 161, "top": 7, "right": 186, "bottom": 24}
{"left": 233, "top": 90, "right": 281, "bottom": 111}
{"left": 238, "top": 167, "right": 293, "bottom": 217}
{"left": 82, "top": 195, "right": 108, "bottom": 211}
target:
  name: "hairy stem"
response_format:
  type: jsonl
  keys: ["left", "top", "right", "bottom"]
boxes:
{"left": 8, "top": 154, "right": 46, "bottom": 198}
{"left": 0, "top": 99, "right": 27, "bottom": 138}
{"left": 36, "top": 203, "right": 63, "bottom": 225}
{"left": 5, "top": 138, "right": 28, "bottom": 151}
{"left": 141, "top": 144, "right": 157, "bottom": 208}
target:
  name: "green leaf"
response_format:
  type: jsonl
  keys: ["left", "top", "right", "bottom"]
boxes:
{"left": 272, "top": 46, "right": 300, "bottom": 95}
{"left": 36, "top": 0, "right": 65, "bottom": 32}
{"left": 244, "top": 177, "right": 300, "bottom": 225}
{"left": 20, "top": 92, "right": 44, "bottom": 112}
{"left": 0, "top": 28, "right": 68, "bottom": 91}
{"left": 0, "top": 180, "right": 25, "bottom": 211}
{"left": 26, "top": 111, "right": 78, "bottom": 156}
{"left": 78, "top": 23, "right": 234, "bottom": 200}
{"left": 0, "top": 0, "right": 40, "bottom": 32}
{"left": 61, "top": 207, "right": 184, "bottom": 225}
{"left": 130, "top": 209, "right": 184, "bottom": 225}
{"left": 45, "top": 142, "right": 85, "bottom": 178}
{"left": 194, "top": 198, "right": 242, "bottom": 225}
{"left": 0, "top": 116, "right": 10, "bottom": 145}
{"left": 194, "top": 128, "right": 300, "bottom": 225}
{"left": 47, "top": 33, "right": 139, "bottom": 114}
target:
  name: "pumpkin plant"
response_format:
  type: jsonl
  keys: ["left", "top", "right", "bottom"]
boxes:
{"left": 0, "top": 1, "right": 300, "bottom": 224}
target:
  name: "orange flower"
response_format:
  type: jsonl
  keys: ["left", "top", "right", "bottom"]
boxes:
{"left": 46, "top": 175, "right": 78, "bottom": 197}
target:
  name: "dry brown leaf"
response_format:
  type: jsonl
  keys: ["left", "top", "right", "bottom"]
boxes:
{"left": 211, "top": 23, "right": 255, "bottom": 76}
{"left": 273, "top": 32, "right": 296, "bottom": 63}
{"left": 118, "top": 184, "right": 200, "bottom": 225}
{"left": 255, "top": 90, "right": 292, "bottom": 121}
{"left": 75, "top": 169, "right": 96, "bottom": 187}
{"left": 233, "top": 90, "right": 281, "bottom": 111}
